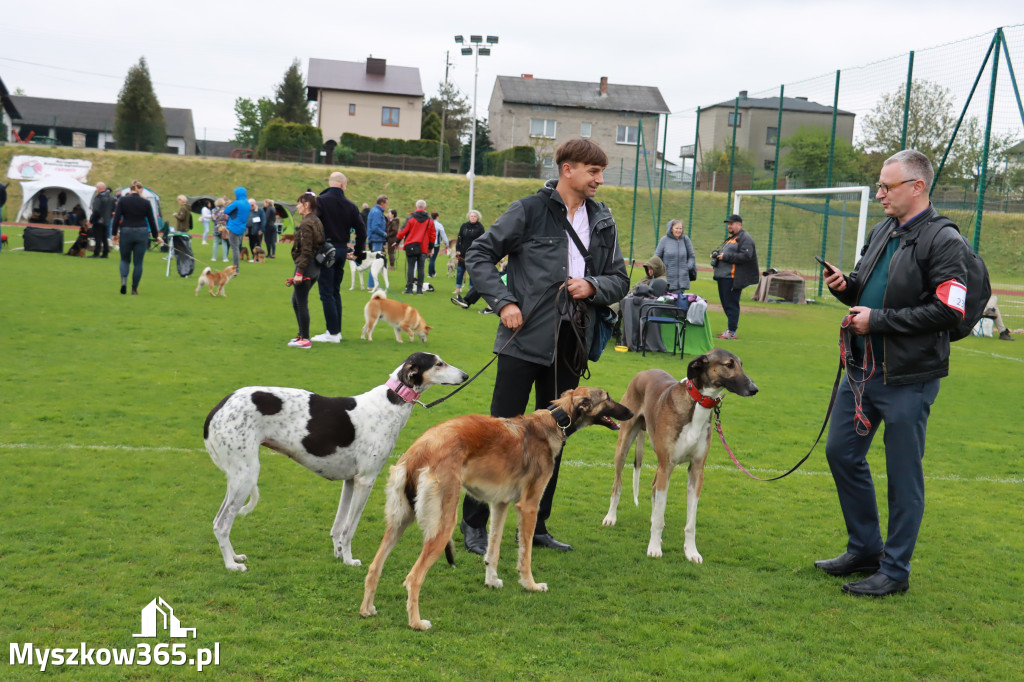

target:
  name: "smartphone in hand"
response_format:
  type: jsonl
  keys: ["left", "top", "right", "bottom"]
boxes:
{"left": 814, "top": 255, "right": 837, "bottom": 275}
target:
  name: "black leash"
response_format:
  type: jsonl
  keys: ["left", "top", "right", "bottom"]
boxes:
{"left": 719, "top": 314, "right": 870, "bottom": 481}
{"left": 419, "top": 280, "right": 565, "bottom": 409}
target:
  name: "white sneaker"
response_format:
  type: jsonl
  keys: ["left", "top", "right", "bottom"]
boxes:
{"left": 311, "top": 332, "right": 341, "bottom": 343}
{"left": 287, "top": 338, "right": 312, "bottom": 348}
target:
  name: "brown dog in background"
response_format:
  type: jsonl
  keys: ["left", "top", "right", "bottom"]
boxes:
{"left": 361, "top": 290, "right": 431, "bottom": 343}
{"left": 253, "top": 246, "right": 266, "bottom": 264}
{"left": 239, "top": 246, "right": 250, "bottom": 261}
{"left": 195, "top": 264, "right": 238, "bottom": 297}
{"left": 360, "top": 386, "right": 633, "bottom": 630}
{"left": 279, "top": 233, "right": 295, "bottom": 244}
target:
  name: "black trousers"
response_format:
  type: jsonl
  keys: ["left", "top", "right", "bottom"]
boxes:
{"left": 716, "top": 277, "right": 742, "bottom": 332}
{"left": 462, "top": 321, "right": 581, "bottom": 535}
{"left": 91, "top": 221, "right": 108, "bottom": 255}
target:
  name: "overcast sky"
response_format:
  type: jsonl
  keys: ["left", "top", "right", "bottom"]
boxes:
{"left": 3, "top": 1, "right": 1021, "bottom": 156}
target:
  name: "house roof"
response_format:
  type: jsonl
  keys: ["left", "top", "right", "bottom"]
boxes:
{"left": 705, "top": 93, "right": 854, "bottom": 117}
{"left": 495, "top": 75, "right": 669, "bottom": 115}
{"left": 1, "top": 75, "right": 21, "bottom": 119}
{"left": 306, "top": 57, "right": 423, "bottom": 99}
{"left": 9, "top": 95, "right": 195, "bottom": 137}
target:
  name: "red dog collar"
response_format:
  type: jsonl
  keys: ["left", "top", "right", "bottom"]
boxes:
{"left": 684, "top": 379, "right": 722, "bottom": 409}
{"left": 386, "top": 377, "right": 421, "bottom": 403}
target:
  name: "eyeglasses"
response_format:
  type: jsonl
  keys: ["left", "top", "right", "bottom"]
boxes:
{"left": 874, "top": 178, "right": 919, "bottom": 195}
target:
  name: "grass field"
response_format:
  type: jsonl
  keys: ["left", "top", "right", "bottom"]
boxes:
{"left": 1, "top": 226, "right": 1022, "bottom": 679}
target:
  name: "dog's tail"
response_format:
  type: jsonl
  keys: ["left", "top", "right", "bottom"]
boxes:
{"left": 239, "top": 485, "right": 260, "bottom": 516}
{"left": 370, "top": 289, "right": 387, "bottom": 301}
{"left": 632, "top": 436, "right": 645, "bottom": 507}
{"left": 384, "top": 463, "right": 414, "bottom": 529}
{"left": 200, "top": 266, "right": 211, "bottom": 277}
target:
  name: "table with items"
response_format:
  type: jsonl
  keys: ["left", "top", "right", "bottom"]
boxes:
{"left": 620, "top": 293, "right": 714, "bottom": 356}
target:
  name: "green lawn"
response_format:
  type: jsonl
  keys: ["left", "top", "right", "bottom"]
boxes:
{"left": 1, "top": 227, "right": 1022, "bottom": 680}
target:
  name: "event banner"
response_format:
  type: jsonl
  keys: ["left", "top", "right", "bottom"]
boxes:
{"left": 7, "top": 156, "right": 93, "bottom": 182}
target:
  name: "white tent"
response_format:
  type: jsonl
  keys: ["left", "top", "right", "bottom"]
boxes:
{"left": 16, "top": 175, "right": 97, "bottom": 223}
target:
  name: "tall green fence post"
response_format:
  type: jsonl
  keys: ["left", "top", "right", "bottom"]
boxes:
{"left": 767, "top": 85, "right": 784, "bottom": 269}
{"left": 901, "top": 51, "right": 915, "bottom": 150}
{"left": 687, "top": 107, "right": 701, "bottom": 238}
{"left": 819, "top": 70, "right": 841, "bottom": 297}
{"left": 973, "top": 28, "right": 1002, "bottom": 253}
{"left": 656, "top": 113, "right": 669, "bottom": 238}
{"left": 726, "top": 96, "right": 740, "bottom": 231}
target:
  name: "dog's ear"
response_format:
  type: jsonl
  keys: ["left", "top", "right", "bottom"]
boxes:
{"left": 572, "top": 394, "right": 593, "bottom": 421}
{"left": 399, "top": 361, "right": 422, "bottom": 388}
{"left": 687, "top": 354, "right": 709, "bottom": 387}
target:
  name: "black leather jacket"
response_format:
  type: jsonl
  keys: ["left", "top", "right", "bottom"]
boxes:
{"left": 830, "top": 205, "right": 969, "bottom": 385}
{"left": 466, "top": 181, "right": 629, "bottom": 366}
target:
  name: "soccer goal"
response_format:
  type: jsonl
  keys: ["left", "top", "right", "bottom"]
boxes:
{"left": 732, "top": 186, "right": 874, "bottom": 298}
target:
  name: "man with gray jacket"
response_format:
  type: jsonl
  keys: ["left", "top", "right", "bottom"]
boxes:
{"left": 460, "top": 138, "right": 629, "bottom": 554}
{"left": 712, "top": 214, "right": 759, "bottom": 339}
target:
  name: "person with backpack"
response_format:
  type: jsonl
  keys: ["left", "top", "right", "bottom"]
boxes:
{"left": 814, "top": 150, "right": 972, "bottom": 598}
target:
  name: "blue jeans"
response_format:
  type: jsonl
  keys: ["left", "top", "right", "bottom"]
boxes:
{"left": 428, "top": 244, "right": 441, "bottom": 277}
{"left": 317, "top": 245, "right": 346, "bottom": 334}
{"left": 118, "top": 227, "right": 150, "bottom": 289}
{"left": 824, "top": 368, "right": 940, "bottom": 581}
{"left": 455, "top": 262, "right": 471, "bottom": 290}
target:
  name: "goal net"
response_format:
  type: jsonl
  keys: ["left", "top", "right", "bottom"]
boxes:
{"left": 733, "top": 186, "right": 877, "bottom": 300}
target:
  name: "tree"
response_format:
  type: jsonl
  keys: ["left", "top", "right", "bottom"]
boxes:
{"left": 781, "top": 125, "right": 865, "bottom": 186}
{"left": 700, "top": 144, "right": 755, "bottom": 174}
{"left": 232, "top": 96, "right": 275, "bottom": 148}
{"left": 460, "top": 118, "right": 494, "bottom": 174}
{"left": 273, "top": 59, "right": 312, "bottom": 125}
{"left": 422, "top": 81, "right": 471, "bottom": 154}
{"left": 421, "top": 111, "right": 442, "bottom": 141}
{"left": 114, "top": 57, "right": 166, "bottom": 152}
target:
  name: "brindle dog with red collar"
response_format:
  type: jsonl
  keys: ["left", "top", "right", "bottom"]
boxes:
{"left": 602, "top": 348, "right": 758, "bottom": 563}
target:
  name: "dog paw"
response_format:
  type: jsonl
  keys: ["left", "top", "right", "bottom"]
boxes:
{"left": 602, "top": 514, "right": 617, "bottom": 526}
{"left": 359, "top": 605, "right": 377, "bottom": 618}
{"left": 344, "top": 558, "right": 363, "bottom": 567}
{"left": 225, "top": 562, "right": 248, "bottom": 572}
{"left": 233, "top": 554, "right": 247, "bottom": 563}
{"left": 684, "top": 548, "right": 704, "bottom": 564}
{"left": 519, "top": 578, "right": 548, "bottom": 592}
{"left": 485, "top": 577, "right": 504, "bottom": 589}
{"left": 410, "top": 619, "right": 432, "bottom": 631}
{"left": 646, "top": 544, "right": 663, "bottom": 558}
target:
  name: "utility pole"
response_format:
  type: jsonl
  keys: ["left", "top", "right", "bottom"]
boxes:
{"left": 439, "top": 51, "right": 451, "bottom": 173}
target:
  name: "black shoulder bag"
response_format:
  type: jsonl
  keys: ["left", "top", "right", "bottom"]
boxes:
{"left": 561, "top": 220, "right": 616, "bottom": 362}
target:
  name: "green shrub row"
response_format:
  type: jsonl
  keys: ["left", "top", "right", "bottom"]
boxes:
{"left": 338, "top": 132, "right": 448, "bottom": 160}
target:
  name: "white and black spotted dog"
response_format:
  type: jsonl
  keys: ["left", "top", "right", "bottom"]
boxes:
{"left": 204, "top": 352, "right": 468, "bottom": 571}
{"left": 350, "top": 251, "right": 389, "bottom": 292}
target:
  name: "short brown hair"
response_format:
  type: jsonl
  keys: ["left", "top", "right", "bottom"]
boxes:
{"left": 376, "top": 194, "right": 388, "bottom": 206}
{"left": 555, "top": 138, "right": 608, "bottom": 168}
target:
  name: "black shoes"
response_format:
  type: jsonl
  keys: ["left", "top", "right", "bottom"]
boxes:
{"left": 532, "top": 533, "right": 572, "bottom": 552}
{"left": 120, "top": 284, "right": 126, "bottom": 295}
{"left": 999, "top": 329, "right": 1014, "bottom": 341}
{"left": 451, "top": 295, "right": 469, "bottom": 309}
{"left": 842, "top": 572, "right": 909, "bottom": 597}
{"left": 460, "top": 520, "right": 487, "bottom": 555}
{"left": 814, "top": 551, "right": 883, "bottom": 577}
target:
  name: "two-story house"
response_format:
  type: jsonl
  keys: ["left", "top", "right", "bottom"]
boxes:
{"left": 695, "top": 90, "right": 855, "bottom": 175}
{"left": 307, "top": 56, "right": 424, "bottom": 144}
{"left": 487, "top": 75, "right": 669, "bottom": 182}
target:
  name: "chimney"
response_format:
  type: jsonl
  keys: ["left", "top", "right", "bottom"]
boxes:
{"left": 366, "top": 57, "right": 386, "bottom": 76}
{"left": 600, "top": 76, "right": 608, "bottom": 96}
{"left": 521, "top": 73, "right": 533, "bottom": 79}
{"left": 738, "top": 90, "right": 748, "bottom": 98}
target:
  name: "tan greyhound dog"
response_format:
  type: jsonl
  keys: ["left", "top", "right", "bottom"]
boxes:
{"left": 602, "top": 349, "right": 758, "bottom": 563}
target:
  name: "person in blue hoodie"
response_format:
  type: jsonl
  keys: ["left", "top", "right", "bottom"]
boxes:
{"left": 364, "top": 194, "right": 388, "bottom": 288}
{"left": 223, "top": 187, "right": 251, "bottom": 271}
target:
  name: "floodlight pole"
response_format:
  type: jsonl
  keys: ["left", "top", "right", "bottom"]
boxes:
{"left": 456, "top": 35, "right": 497, "bottom": 215}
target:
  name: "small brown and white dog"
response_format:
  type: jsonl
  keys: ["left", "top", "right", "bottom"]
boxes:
{"left": 195, "top": 264, "right": 238, "bottom": 297}
{"left": 602, "top": 349, "right": 758, "bottom": 564}
{"left": 239, "top": 246, "right": 250, "bottom": 261}
{"left": 360, "top": 386, "right": 633, "bottom": 630}
{"left": 361, "top": 290, "right": 431, "bottom": 343}
{"left": 252, "top": 246, "right": 266, "bottom": 264}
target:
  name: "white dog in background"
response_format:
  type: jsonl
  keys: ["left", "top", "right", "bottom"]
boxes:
{"left": 350, "top": 251, "right": 389, "bottom": 292}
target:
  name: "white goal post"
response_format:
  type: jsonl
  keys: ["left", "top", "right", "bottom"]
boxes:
{"left": 733, "top": 186, "right": 872, "bottom": 265}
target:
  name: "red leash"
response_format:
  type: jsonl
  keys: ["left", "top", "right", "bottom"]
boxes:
{"left": 718, "top": 314, "right": 873, "bottom": 481}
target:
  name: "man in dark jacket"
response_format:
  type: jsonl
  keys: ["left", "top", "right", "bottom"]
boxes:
{"left": 712, "top": 214, "right": 758, "bottom": 339}
{"left": 89, "top": 182, "right": 115, "bottom": 258}
{"left": 312, "top": 172, "right": 365, "bottom": 343}
{"left": 460, "top": 138, "right": 629, "bottom": 554}
{"left": 815, "top": 149, "right": 970, "bottom": 597}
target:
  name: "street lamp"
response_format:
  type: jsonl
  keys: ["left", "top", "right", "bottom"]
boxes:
{"left": 455, "top": 34, "right": 498, "bottom": 215}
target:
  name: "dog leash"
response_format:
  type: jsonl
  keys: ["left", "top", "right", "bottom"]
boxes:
{"left": 717, "top": 314, "right": 871, "bottom": 481}
{"left": 418, "top": 280, "right": 565, "bottom": 409}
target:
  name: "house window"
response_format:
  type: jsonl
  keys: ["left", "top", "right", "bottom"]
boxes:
{"left": 766, "top": 126, "right": 778, "bottom": 145}
{"left": 616, "top": 125, "right": 639, "bottom": 145}
{"left": 728, "top": 112, "right": 742, "bottom": 127}
{"left": 580, "top": 122, "right": 592, "bottom": 138}
{"left": 382, "top": 107, "right": 400, "bottom": 127}
{"left": 349, "top": 104, "right": 356, "bottom": 116}
{"left": 530, "top": 119, "right": 556, "bottom": 139}
{"left": 764, "top": 160, "right": 775, "bottom": 171}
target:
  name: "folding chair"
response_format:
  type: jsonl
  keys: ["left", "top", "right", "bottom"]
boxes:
{"left": 639, "top": 303, "right": 687, "bottom": 358}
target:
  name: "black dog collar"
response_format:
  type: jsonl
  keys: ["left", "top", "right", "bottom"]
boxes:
{"left": 547, "top": 405, "right": 573, "bottom": 437}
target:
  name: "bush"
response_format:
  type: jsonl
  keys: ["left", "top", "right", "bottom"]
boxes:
{"left": 259, "top": 118, "right": 323, "bottom": 153}
{"left": 338, "top": 132, "right": 447, "bottom": 161}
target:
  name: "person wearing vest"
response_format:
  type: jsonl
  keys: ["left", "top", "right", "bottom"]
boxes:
{"left": 815, "top": 149, "right": 970, "bottom": 597}
{"left": 460, "top": 138, "right": 629, "bottom": 555}
{"left": 712, "top": 214, "right": 759, "bottom": 339}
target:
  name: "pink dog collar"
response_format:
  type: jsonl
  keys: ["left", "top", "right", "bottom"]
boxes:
{"left": 386, "top": 377, "right": 421, "bottom": 403}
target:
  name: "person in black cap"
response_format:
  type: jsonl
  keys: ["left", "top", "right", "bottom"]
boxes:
{"left": 711, "top": 214, "right": 759, "bottom": 339}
